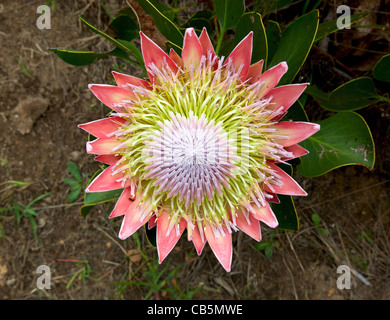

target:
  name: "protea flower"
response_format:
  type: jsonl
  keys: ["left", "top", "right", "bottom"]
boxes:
{"left": 78, "top": 28, "right": 319, "bottom": 272}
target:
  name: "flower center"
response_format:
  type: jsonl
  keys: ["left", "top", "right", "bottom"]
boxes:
{"left": 143, "top": 111, "right": 235, "bottom": 208}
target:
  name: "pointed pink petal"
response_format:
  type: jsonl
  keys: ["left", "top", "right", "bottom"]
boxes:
{"left": 89, "top": 84, "right": 136, "bottom": 112}
{"left": 265, "top": 83, "right": 308, "bottom": 116}
{"left": 157, "top": 210, "right": 187, "bottom": 263}
{"left": 140, "top": 32, "right": 178, "bottom": 79}
{"left": 148, "top": 215, "right": 157, "bottom": 229}
{"left": 78, "top": 117, "right": 126, "bottom": 138}
{"left": 266, "top": 162, "right": 307, "bottom": 196}
{"left": 182, "top": 28, "right": 203, "bottom": 69}
{"left": 272, "top": 121, "right": 320, "bottom": 147}
{"left": 204, "top": 223, "right": 232, "bottom": 272}
{"left": 109, "top": 187, "right": 134, "bottom": 219}
{"left": 281, "top": 144, "right": 309, "bottom": 161}
{"left": 94, "top": 154, "right": 122, "bottom": 165}
{"left": 250, "top": 202, "right": 279, "bottom": 228}
{"left": 188, "top": 224, "right": 206, "bottom": 255}
{"left": 85, "top": 164, "right": 124, "bottom": 193}
{"left": 111, "top": 71, "right": 150, "bottom": 89}
{"left": 118, "top": 195, "right": 150, "bottom": 240}
{"left": 86, "top": 137, "right": 122, "bottom": 155}
{"left": 257, "top": 62, "right": 288, "bottom": 98}
{"left": 169, "top": 49, "right": 184, "bottom": 69}
{"left": 246, "top": 59, "right": 264, "bottom": 84}
{"left": 225, "top": 32, "right": 253, "bottom": 81}
{"left": 199, "top": 27, "right": 215, "bottom": 58}
{"left": 235, "top": 210, "right": 261, "bottom": 241}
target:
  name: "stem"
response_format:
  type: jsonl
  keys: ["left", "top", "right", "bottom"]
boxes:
{"left": 379, "top": 95, "right": 390, "bottom": 103}
{"left": 215, "top": 30, "right": 224, "bottom": 56}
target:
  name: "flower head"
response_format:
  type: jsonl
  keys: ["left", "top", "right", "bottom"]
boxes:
{"left": 79, "top": 28, "right": 319, "bottom": 271}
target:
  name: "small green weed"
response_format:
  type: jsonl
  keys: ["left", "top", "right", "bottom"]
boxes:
{"left": 254, "top": 230, "right": 280, "bottom": 258}
{"left": 63, "top": 161, "right": 86, "bottom": 203}
{"left": 0, "top": 192, "right": 50, "bottom": 246}
{"left": 311, "top": 213, "right": 329, "bottom": 237}
{"left": 66, "top": 260, "right": 94, "bottom": 289}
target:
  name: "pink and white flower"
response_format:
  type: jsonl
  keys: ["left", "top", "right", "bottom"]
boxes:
{"left": 79, "top": 28, "right": 319, "bottom": 272}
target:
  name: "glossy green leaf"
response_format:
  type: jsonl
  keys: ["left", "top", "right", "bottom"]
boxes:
{"left": 49, "top": 48, "right": 106, "bottom": 66}
{"left": 270, "top": 164, "right": 299, "bottom": 231}
{"left": 269, "top": 10, "right": 319, "bottom": 85}
{"left": 214, "top": 0, "right": 244, "bottom": 54}
{"left": 297, "top": 111, "right": 375, "bottom": 177}
{"left": 181, "top": 10, "right": 212, "bottom": 35}
{"left": 315, "top": 12, "right": 369, "bottom": 41}
{"left": 49, "top": 46, "right": 136, "bottom": 67}
{"left": 108, "top": 14, "right": 139, "bottom": 42}
{"left": 135, "top": 0, "right": 183, "bottom": 47}
{"left": 180, "top": 19, "right": 211, "bottom": 35}
{"left": 234, "top": 12, "right": 268, "bottom": 65}
{"left": 145, "top": 225, "right": 157, "bottom": 247}
{"left": 80, "top": 170, "right": 122, "bottom": 217}
{"left": 84, "top": 189, "right": 122, "bottom": 206}
{"left": 165, "top": 40, "right": 182, "bottom": 56}
{"left": 306, "top": 77, "right": 381, "bottom": 111}
{"left": 214, "top": 0, "right": 244, "bottom": 32}
{"left": 282, "top": 100, "right": 309, "bottom": 122}
{"left": 373, "top": 54, "right": 390, "bottom": 82}
{"left": 254, "top": 0, "right": 295, "bottom": 15}
{"left": 79, "top": 15, "right": 143, "bottom": 66}
{"left": 265, "top": 20, "right": 281, "bottom": 68}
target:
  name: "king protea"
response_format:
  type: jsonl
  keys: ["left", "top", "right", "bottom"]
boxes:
{"left": 79, "top": 28, "right": 319, "bottom": 272}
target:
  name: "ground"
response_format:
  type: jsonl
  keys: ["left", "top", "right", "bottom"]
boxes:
{"left": 0, "top": 0, "right": 389, "bottom": 300}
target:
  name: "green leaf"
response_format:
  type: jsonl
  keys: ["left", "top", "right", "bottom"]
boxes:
{"left": 264, "top": 245, "right": 273, "bottom": 258}
{"left": 214, "top": 0, "right": 244, "bottom": 54}
{"left": 270, "top": 164, "right": 299, "bottom": 231}
{"left": 80, "top": 170, "right": 122, "bottom": 217}
{"left": 49, "top": 46, "right": 137, "bottom": 67}
{"left": 269, "top": 10, "right": 319, "bottom": 85}
{"left": 80, "top": 205, "right": 94, "bottom": 218}
{"left": 165, "top": 40, "right": 182, "bottom": 56}
{"left": 214, "top": 0, "right": 244, "bottom": 32}
{"left": 116, "top": 39, "right": 144, "bottom": 66}
{"left": 63, "top": 178, "right": 76, "bottom": 186}
{"left": 373, "top": 54, "right": 390, "bottom": 82}
{"left": 255, "top": 0, "right": 295, "bottom": 15}
{"left": 81, "top": 189, "right": 122, "bottom": 217}
{"left": 281, "top": 99, "right": 309, "bottom": 122}
{"left": 306, "top": 77, "right": 381, "bottom": 111}
{"left": 26, "top": 192, "right": 50, "bottom": 209}
{"left": 311, "top": 213, "right": 321, "bottom": 226}
{"left": 67, "top": 161, "right": 82, "bottom": 181}
{"left": 49, "top": 48, "right": 107, "bottom": 66}
{"left": 135, "top": 0, "right": 183, "bottom": 48}
{"left": 145, "top": 224, "right": 156, "bottom": 247}
{"left": 315, "top": 12, "right": 369, "bottom": 41}
{"left": 234, "top": 12, "right": 268, "bottom": 65}
{"left": 79, "top": 15, "right": 143, "bottom": 65}
{"left": 265, "top": 20, "right": 281, "bottom": 68}
{"left": 84, "top": 189, "right": 122, "bottom": 206}
{"left": 253, "top": 242, "right": 268, "bottom": 251}
{"left": 297, "top": 111, "right": 375, "bottom": 177}
{"left": 68, "top": 188, "right": 81, "bottom": 203}
{"left": 181, "top": 10, "right": 212, "bottom": 35}
{"left": 108, "top": 14, "right": 139, "bottom": 42}
{"left": 28, "top": 216, "right": 40, "bottom": 246}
